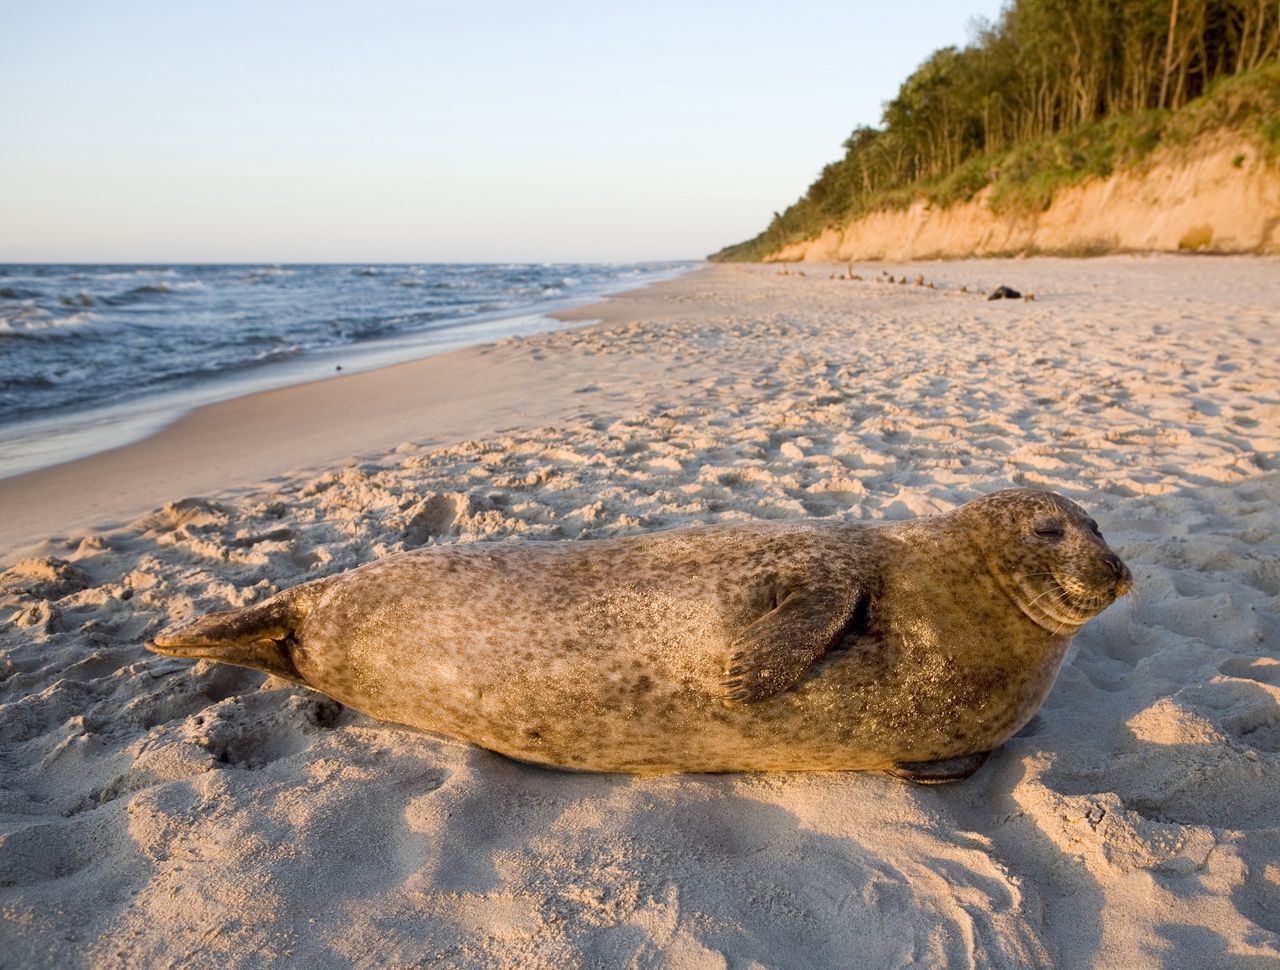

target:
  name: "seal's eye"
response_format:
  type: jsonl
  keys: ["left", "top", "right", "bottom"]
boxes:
{"left": 1034, "top": 522, "right": 1065, "bottom": 539}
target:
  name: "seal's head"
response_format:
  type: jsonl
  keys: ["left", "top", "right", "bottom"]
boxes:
{"left": 958, "top": 488, "right": 1132, "bottom": 633}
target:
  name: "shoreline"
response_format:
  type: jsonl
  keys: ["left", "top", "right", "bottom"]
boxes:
{"left": 0, "top": 271, "right": 706, "bottom": 560}
{"left": 2, "top": 254, "right": 1278, "bottom": 967}
{"left": 0, "top": 262, "right": 697, "bottom": 483}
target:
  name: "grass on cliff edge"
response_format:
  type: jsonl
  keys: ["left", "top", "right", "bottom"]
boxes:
{"left": 712, "top": 63, "right": 1280, "bottom": 263}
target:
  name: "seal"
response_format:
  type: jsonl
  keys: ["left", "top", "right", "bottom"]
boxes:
{"left": 147, "top": 488, "right": 1131, "bottom": 781}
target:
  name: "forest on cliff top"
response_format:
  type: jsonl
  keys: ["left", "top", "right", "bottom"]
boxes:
{"left": 714, "top": 0, "right": 1280, "bottom": 261}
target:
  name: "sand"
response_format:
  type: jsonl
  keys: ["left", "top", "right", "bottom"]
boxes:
{"left": 2, "top": 256, "right": 1279, "bottom": 968}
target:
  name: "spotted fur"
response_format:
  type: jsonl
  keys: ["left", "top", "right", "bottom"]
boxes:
{"left": 148, "top": 488, "right": 1131, "bottom": 774}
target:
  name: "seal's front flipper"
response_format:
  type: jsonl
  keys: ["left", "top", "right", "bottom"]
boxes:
{"left": 886, "top": 751, "right": 991, "bottom": 784}
{"left": 721, "top": 585, "right": 865, "bottom": 704}
{"left": 146, "top": 587, "right": 315, "bottom": 685}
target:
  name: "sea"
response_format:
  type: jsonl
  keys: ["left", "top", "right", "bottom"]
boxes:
{"left": 0, "top": 262, "right": 695, "bottom": 478}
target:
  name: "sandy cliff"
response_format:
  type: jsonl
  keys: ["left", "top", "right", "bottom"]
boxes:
{"left": 768, "top": 138, "right": 1280, "bottom": 261}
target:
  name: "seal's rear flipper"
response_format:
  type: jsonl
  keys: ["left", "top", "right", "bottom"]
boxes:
{"left": 886, "top": 751, "right": 991, "bottom": 784}
{"left": 146, "top": 587, "right": 314, "bottom": 685}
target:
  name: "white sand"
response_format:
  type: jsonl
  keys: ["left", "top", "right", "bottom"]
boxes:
{"left": 2, "top": 256, "right": 1278, "bottom": 968}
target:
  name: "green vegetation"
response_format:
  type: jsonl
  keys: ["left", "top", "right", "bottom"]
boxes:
{"left": 713, "top": 0, "right": 1280, "bottom": 262}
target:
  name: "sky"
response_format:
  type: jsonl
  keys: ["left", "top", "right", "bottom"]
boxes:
{"left": 0, "top": 1, "right": 1006, "bottom": 263}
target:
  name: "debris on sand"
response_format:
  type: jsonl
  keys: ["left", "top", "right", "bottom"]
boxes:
{"left": 988, "top": 285, "right": 1022, "bottom": 300}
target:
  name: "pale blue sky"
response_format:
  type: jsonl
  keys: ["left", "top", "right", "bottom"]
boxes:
{"left": 1, "top": 1, "right": 1005, "bottom": 262}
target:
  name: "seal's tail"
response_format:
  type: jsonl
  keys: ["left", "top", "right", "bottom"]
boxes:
{"left": 146, "top": 584, "right": 317, "bottom": 684}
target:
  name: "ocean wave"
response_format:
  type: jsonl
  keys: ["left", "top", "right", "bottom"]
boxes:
{"left": 95, "top": 268, "right": 179, "bottom": 281}
{"left": 0, "top": 354, "right": 96, "bottom": 386}
{"left": 0, "top": 374, "right": 57, "bottom": 390}
{"left": 240, "top": 332, "right": 293, "bottom": 346}
{"left": 106, "top": 342, "right": 308, "bottom": 391}
{"left": 100, "top": 282, "right": 196, "bottom": 306}
{"left": 243, "top": 268, "right": 291, "bottom": 283}
{"left": 0, "top": 337, "right": 310, "bottom": 422}
{"left": 335, "top": 314, "right": 422, "bottom": 342}
{"left": 0, "top": 308, "right": 98, "bottom": 336}
{"left": 0, "top": 261, "right": 686, "bottom": 430}
{"left": 199, "top": 343, "right": 303, "bottom": 371}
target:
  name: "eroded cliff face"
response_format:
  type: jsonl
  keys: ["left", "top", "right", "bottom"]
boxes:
{"left": 767, "top": 139, "right": 1280, "bottom": 262}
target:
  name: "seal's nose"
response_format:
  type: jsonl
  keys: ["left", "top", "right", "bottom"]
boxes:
{"left": 1102, "top": 553, "right": 1133, "bottom": 596}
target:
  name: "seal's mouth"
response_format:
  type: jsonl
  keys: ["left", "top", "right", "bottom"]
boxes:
{"left": 1017, "top": 563, "right": 1129, "bottom": 633}
{"left": 1029, "top": 577, "right": 1099, "bottom": 632}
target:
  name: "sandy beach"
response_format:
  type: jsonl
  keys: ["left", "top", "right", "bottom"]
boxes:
{"left": 2, "top": 256, "right": 1279, "bottom": 968}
